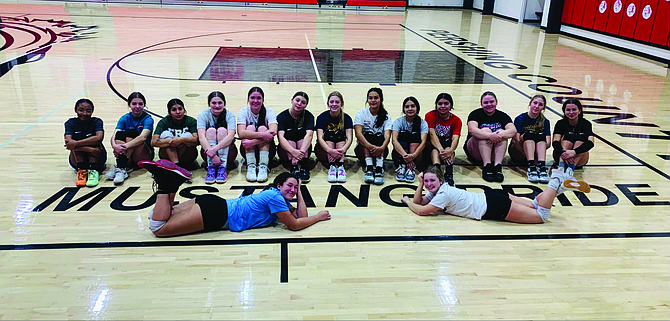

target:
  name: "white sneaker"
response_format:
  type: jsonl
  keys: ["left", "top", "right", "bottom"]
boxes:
{"left": 246, "top": 164, "right": 257, "bottom": 182}
{"left": 337, "top": 166, "right": 347, "bottom": 183}
{"left": 257, "top": 164, "right": 268, "bottom": 182}
{"left": 105, "top": 166, "right": 119, "bottom": 180}
{"left": 327, "top": 165, "right": 337, "bottom": 183}
{"left": 565, "top": 167, "right": 574, "bottom": 176}
{"left": 113, "top": 168, "right": 128, "bottom": 185}
{"left": 404, "top": 168, "right": 415, "bottom": 183}
{"left": 395, "top": 164, "right": 406, "bottom": 182}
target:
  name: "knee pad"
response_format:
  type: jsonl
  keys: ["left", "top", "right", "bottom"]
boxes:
{"left": 536, "top": 205, "right": 551, "bottom": 222}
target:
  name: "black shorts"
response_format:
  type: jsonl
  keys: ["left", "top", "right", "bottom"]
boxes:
{"left": 397, "top": 131, "right": 422, "bottom": 144}
{"left": 481, "top": 189, "right": 511, "bottom": 221}
{"left": 283, "top": 129, "right": 307, "bottom": 142}
{"left": 195, "top": 194, "right": 229, "bottom": 232}
{"left": 363, "top": 132, "right": 385, "bottom": 147}
{"left": 522, "top": 132, "right": 547, "bottom": 143}
{"left": 323, "top": 130, "right": 346, "bottom": 143}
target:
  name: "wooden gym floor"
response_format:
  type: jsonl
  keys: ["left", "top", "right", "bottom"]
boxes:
{"left": 0, "top": 1, "right": 669, "bottom": 319}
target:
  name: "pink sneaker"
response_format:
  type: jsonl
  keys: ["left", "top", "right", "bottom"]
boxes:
{"left": 139, "top": 160, "right": 192, "bottom": 179}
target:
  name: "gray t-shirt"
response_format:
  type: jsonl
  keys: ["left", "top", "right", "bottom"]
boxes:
{"left": 197, "top": 109, "right": 236, "bottom": 130}
{"left": 391, "top": 116, "right": 429, "bottom": 135}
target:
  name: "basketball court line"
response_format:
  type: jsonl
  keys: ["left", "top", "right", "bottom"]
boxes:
{"left": 400, "top": 24, "right": 670, "bottom": 181}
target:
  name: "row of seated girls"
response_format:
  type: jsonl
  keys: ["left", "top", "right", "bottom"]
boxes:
{"left": 64, "top": 87, "right": 594, "bottom": 187}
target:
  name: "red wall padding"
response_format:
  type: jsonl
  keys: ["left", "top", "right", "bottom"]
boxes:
{"left": 562, "top": 0, "right": 575, "bottom": 23}
{"left": 619, "top": 0, "right": 641, "bottom": 38}
{"left": 571, "top": 0, "right": 587, "bottom": 25}
{"left": 605, "top": 0, "right": 625, "bottom": 34}
{"left": 650, "top": 0, "right": 670, "bottom": 46}
{"left": 582, "top": 0, "right": 601, "bottom": 28}
{"left": 593, "top": 0, "right": 611, "bottom": 31}
{"left": 633, "top": 0, "right": 658, "bottom": 42}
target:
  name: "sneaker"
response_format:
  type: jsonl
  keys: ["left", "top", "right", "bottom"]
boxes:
{"left": 216, "top": 166, "right": 227, "bottom": 183}
{"left": 76, "top": 169, "right": 87, "bottom": 186}
{"left": 444, "top": 171, "right": 455, "bottom": 186}
{"left": 565, "top": 167, "right": 575, "bottom": 177}
{"left": 337, "top": 166, "right": 347, "bottom": 183}
{"left": 404, "top": 168, "right": 415, "bottom": 183}
{"left": 538, "top": 169, "right": 549, "bottom": 184}
{"left": 138, "top": 160, "right": 189, "bottom": 192}
{"left": 327, "top": 165, "right": 337, "bottom": 183}
{"left": 86, "top": 170, "right": 99, "bottom": 187}
{"left": 364, "top": 166, "right": 375, "bottom": 184}
{"left": 482, "top": 163, "right": 494, "bottom": 182}
{"left": 257, "top": 164, "right": 268, "bottom": 182}
{"left": 559, "top": 178, "right": 591, "bottom": 194}
{"left": 113, "top": 168, "right": 128, "bottom": 185}
{"left": 205, "top": 165, "right": 216, "bottom": 184}
{"left": 153, "top": 159, "right": 193, "bottom": 179}
{"left": 493, "top": 164, "right": 504, "bottom": 183}
{"left": 299, "top": 167, "right": 311, "bottom": 183}
{"left": 373, "top": 167, "right": 385, "bottom": 185}
{"left": 395, "top": 164, "right": 406, "bottom": 182}
{"left": 104, "top": 166, "right": 119, "bottom": 180}
{"left": 527, "top": 169, "right": 539, "bottom": 183}
{"left": 246, "top": 164, "right": 257, "bottom": 182}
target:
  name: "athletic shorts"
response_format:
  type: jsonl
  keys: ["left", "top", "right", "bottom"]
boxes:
{"left": 323, "top": 130, "right": 346, "bottom": 143}
{"left": 195, "top": 194, "right": 229, "bottom": 231}
{"left": 114, "top": 129, "right": 155, "bottom": 163}
{"left": 522, "top": 132, "right": 547, "bottom": 143}
{"left": 481, "top": 189, "right": 511, "bottom": 221}
{"left": 363, "top": 132, "right": 385, "bottom": 147}
{"left": 397, "top": 131, "right": 422, "bottom": 144}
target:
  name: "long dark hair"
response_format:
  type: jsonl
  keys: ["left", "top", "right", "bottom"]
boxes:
{"left": 367, "top": 87, "right": 387, "bottom": 128}
{"left": 208, "top": 91, "right": 228, "bottom": 129}
{"left": 328, "top": 91, "right": 345, "bottom": 130}
{"left": 248, "top": 87, "right": 266, "bottom": 128}
{"left": 529, "top": 94, "right": 547, "bottom": 132}
{"left": 166, "top": 98, "right": 185, "bottom": 114}
{"left": 74, "top": 98, "right": 94, "bottom": 112}
{"left": 127, "top": 92, "right": 146, "bottom": 107}
{"left": 434, "top": 93, "right": 454, "bottom": 112}
{"left": 402, "top": 96, "right": 422, "bottom": 134}
{"left": 292, "top": 91, "right": 309, "bottom": 129}
{"left": 264, "top": 171, "right": 300, "bottom": 191}
{"left": 562, "top": 99, "right": 584, "bottom": 120}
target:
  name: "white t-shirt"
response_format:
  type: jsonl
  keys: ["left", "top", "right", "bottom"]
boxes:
{"left": 391, "top": 116, "right": 429, "bottom": 135}
{"left": 236, "top": 105, "right": 278, "bottom": 128}
{"left": 354, "top": 108, "right": 392, "bottom": 136}
{"left": 425, "top": 183, "right": 487, "bottom": 220}
{"left": 197, "top": 109, "right": 236, "bottom": 130}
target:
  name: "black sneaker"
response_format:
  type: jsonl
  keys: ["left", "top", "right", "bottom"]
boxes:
{"left": 445, "top": 172, "right": 455, "bottom": 186}
{"left": 493, "top": 164, "right": 504, "bottom": 182}
{"left": 482, "top": 163, "right": 495, "bottom": 182}
{"left": 138, "top": 160, "right": 190, "bottom": 193}
{"left": 299, "top": 167, "right": 311, "bottom": 183}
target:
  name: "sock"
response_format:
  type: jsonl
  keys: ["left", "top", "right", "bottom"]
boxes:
{"left": 365, "top": 157, "right": 373, "bottom": 167}
{"left": 299, "top": 158, "right": 308, "bottom": 169}
{"left": 532, "top": 197, "right": 539, "bottom": 209}
{"left": 217, "top": 146, "right": 229, "bottom": 167}
{"left": 366, "top": 165, "right": 374, "bottom": 172}
{"left": 246, "top": 152, "right": 257, "bottom": 167}
{"left": 527, "top": 160, "right": 536, "bottom": 172}
{"left": 117, "top": 154, "right": 128, "bottom": 169}
{"left": 207, "top": 140, "right": 217, "bottom": 166}
{"left": 375, "top": 166, "right": 383, "bottom": 173}
{"left": 77, "top": 162, "right": 87, "bottom": 170}
{"left": 538, "top": 161, "right": 546, "bottom": 168}
{"left": 259, "top": 150, "right": 269, "bottom": 166}
{"left": 536, "top": 205, "right": 551, "bottom": 222}
{"left": 558, "top": 161, "right": 566, "bottom": 170}
{"left": 375, "top": 157, "right": 384, "bottom": 167}
{"left": 337, "top": 161, "right": 344, "bottom": 168}
{"left": 445, "top": 164, "right": 453, "bottom": 175}
{"left": 329, "top": 161, "right": 336, "bottom": 168}
{"left": 568, "top": 164, "right": 576, "bottom": 170}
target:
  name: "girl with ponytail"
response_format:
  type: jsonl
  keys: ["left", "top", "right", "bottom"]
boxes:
{"left": 354, "top": 87, "right": 392, "bottom": 185}
{"left": 152, "top": 98, "right": 199, "bottom": 172}
{"left": 391, "top": 96, "right": 428, "bottom": 183}
{"left": 510, "top": 95, "right": 551, "bottom": 183}
{"left": 277, "top": 91, "right": 315, "bottom": 183}
{"left": 315, "top": 91, "right": 354, "bottom": 183}
{"left": 425, "top": 93, "right": 462, "bottom": 186}
{"left": 196, "top": 91, "right": 238, "bottom": 184}
{"left": 237, "top": 87, "right": 278, "bottom": 183}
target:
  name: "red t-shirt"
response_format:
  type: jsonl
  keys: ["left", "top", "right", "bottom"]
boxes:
{"left": 424, "top": 110, "right": 462, "bottom": 141}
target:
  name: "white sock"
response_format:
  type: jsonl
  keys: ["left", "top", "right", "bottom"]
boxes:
{"left": 208, "top": 140, "right": 217, "bottom": 166}
{"left": 365, "top": 157, "right": 373, "bottom": 167}
{"left": 217, "top": 146, "right": 229, "bottom": 167}
{"left": 259, "top": 150, "right": 269, "bottom": 167}
{"left": 246, "top": 152, "right": 257, "bottom": 166}
{"left": 375, "top": 157, "right": 384, "bottom": 167}
{"left": 536, "top": 205, "right": 551, "bottom": 222}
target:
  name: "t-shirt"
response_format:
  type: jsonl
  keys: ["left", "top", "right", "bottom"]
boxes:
{"left": 236, "top": 105, "right": 278, "bottom": 128}
{"left": 64, "top": 117, "right": 104, "bottom": 144}
{"left": 466, "top": 108, "right": 513, "bottom": 139}
{"left": 226, "top": 188, "right": 289, "bottom": 232}
{"left": 276, "top": 109, "right": 315, "bottom": 141}
{"left": 354, "top": 108, "right": 392, "bottom": 136}
{"left": 552, "top": 118, "right": 593, "bottom": 140}
{"left": 154, "top": 115, "right": 198, "bottom": 137}
{"left": 315, "top": 110, "right": 353, "bottom": 135}
{"left": 391, "top": 116, "right": 429, "bottom": 136}
{"left": 115, "top": 112, "right": 154, "bottom": 145}
{"left": 514, "top": 113, "right": 551, "bottom": 136}
{"left": 425, "top": 183, "right": 487, "bottom": 220}
{"left": 197, "top": 109, "right": 236, "bottom": 130}
{"left": 424, "top": 110, "right": 462, "bottom": 141}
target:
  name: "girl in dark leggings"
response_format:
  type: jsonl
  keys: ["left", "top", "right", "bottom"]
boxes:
{"left": 139, "top": 160, "right": 331, "bottom": 237}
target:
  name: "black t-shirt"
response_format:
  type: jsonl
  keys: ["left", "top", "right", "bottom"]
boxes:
{"left": 466, "top": 108, "right": 513, "bottom": 139}
{"left": 64, "top": 117, "right": 104, "bottom": 146}
{"left": 553, "top": 118, "right": 593, "bottom": 141}
{"left": 277, "top": 109, "right": 315, "bottom": 141}
{"left": 315, "top": 110, "right": 353, "bottom": 136}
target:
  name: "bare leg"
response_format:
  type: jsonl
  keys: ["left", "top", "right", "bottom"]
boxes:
{"left": 523, "top": 140, "right": 536, "bottom": 162}
{"left": 572, "top": 141, "right": 590, "bottom": 167}
{"left": 536, "top": 141, "right": 547, "bottom": 162}
{"left": 477, "top": 138, "right": 493, "bottom": 165}
{"left": 152, "top": 198, "right": 206, "bottom": 237}
{"left": 492, "top": 139, "right": 507, "bottom": 165}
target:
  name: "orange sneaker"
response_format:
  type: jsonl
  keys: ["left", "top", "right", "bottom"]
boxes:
{"left": 76, "top": 169, "right": 87, "bottom": 186}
